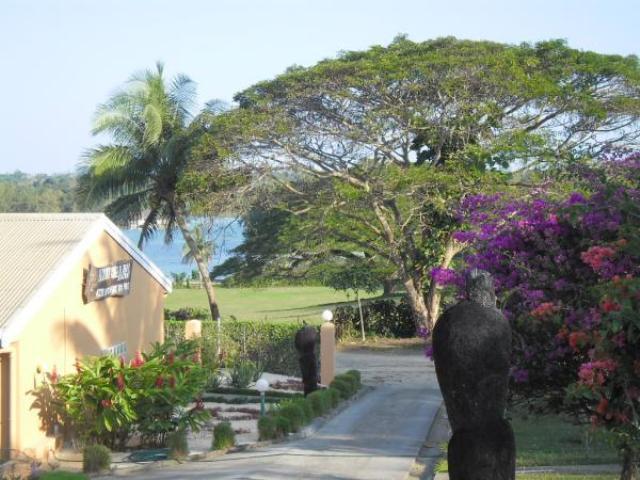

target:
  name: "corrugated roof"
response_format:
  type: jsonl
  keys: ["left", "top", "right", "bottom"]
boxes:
{"left": 0, "top": 213, "right": 103, "bottom": 330}
{"left": 0, "top": 213, "right": 172, "bottom": 345}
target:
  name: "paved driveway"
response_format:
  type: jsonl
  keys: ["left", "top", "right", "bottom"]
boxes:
{"left": 104, "top": 350, "right": 441, "bottom": 480}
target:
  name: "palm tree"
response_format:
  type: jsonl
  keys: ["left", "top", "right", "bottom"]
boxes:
{"left": 77, "top": 62, "right": 222, "bottom": 323}
{"left": 182, "top": 224, "right": 214, "bottom": 276}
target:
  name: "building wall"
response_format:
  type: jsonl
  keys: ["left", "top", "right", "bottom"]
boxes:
{"left": 7, "top": 230, "right": 167, "bottom": 459}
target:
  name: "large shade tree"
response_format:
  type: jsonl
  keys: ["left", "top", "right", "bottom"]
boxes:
{"left": 77, "top": 63, "right": 223, "bottom": 322}
{"left": 217, "top": 37, "right": 640, "bottom": 328}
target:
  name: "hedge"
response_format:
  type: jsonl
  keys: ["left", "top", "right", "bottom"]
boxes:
{"left": 332, "top": 299, "right": 416, "bottom": 339}
{"left": 165, "top": 319, "right": 320, "bottom": 376}
{"left": 258, "top": 371, "right": 362, "bottom": 441}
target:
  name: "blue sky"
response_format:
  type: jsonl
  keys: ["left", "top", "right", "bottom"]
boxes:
{"left": 0, "top": 0, "right": 637, "bottom": 174}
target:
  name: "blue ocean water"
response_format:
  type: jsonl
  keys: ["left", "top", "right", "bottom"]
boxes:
{"left": 123, "top": 218, "right": 244, "bottom": 277}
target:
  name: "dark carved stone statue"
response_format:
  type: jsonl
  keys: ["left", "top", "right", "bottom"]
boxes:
{"left": 294, "top": 325, "right": 319, "bottom": 396}
{"left": 432, "top": 269, "right": 515, "bottom": 480}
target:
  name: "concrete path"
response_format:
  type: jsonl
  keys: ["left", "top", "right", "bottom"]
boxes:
{"left": 105, "top": 350, "right": 442, "bottom": 480}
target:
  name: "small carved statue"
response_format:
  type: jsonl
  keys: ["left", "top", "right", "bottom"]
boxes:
{"left": 432, "top": 269, "right": 515, "bottom": 480}
{"left": 294, "top": 325, "right": 319, "bottom": 396}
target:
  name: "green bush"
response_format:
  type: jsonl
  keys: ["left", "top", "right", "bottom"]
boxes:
{"left": 330, "top": 378, "right": 353, "bottom": 399}
{"left": 165, "top": 307, "right": 211, "bottom": 321}
{"left": 50, "top": 339, "right": 210, "bottom": 450}
{"left": 229, "top": 357, "right": 258, "bottom": 388}
{"left": 277, "top": 401, "right": 306, "bottom": 432}
{"left": 299, "top": 398, "right": 314, "bottom": 423}
{"left": 258, "top": 415, "right": 278, "bottom": 440}
{"left": 167, "top": 429, "right": 189, "bottom": 460}
{"left": 344, "top": 370, "right": 361, "bottom": 386}
{"left": 212, "top": 421, "right": 236, "bottom": 450}
{"left": 333, "top": 299, "right": 415, "bottom": 339}
{"left": 327, "top": 387, "right": 341, "bottom": 408}
{"left": 274, "top": 415, "right": 292, "bottom": 436}
{"left": 82, "top": 444, "right": 111, "bottom": 473}
{"left": 306, "top": 390, "right": 329, "bottom": 416}
{"left": 40, "top": 473, "right": 89, "bottom": 480}
{"left": 330, "top": 372, "right": 362, "bottom": 400}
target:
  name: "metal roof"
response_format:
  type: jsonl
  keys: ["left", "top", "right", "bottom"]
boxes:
{"left": 0, "top": 213, "right": 172, "bottom": 347}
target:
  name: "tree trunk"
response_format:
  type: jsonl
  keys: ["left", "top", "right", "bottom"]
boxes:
{"left": 356, "top": 291, "right": 365, "bottom": 341}
{"left": 621, "top": 445, "right": 638, "bottom": 480}
{"left": 403, "top": 274, "right": 431, "bottom": 329}
{"left": 175, "top": 214, "right": 222, "bottom": 353}
{"left": 426, "top": 236, "right": 467, "bottom": 326}
{"left": 382, "top": 279, "right": 395, "bottom": 297}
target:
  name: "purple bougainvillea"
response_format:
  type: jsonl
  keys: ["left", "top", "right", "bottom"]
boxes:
{"left": 449, "top": 152, "right": 640, "bottom": 453}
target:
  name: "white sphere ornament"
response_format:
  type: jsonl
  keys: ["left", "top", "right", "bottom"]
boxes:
{"left": 322, "top": 309, "right": 334, "bottom": 322}
{"left": 256, "top": 378, "right": 270, "bottom": 393}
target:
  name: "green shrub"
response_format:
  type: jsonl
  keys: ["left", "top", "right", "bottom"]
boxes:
{"left": 49, "top": 339, "right": 210, "bottom": 450}
{"left": 167, "top": 429, "right": 189, "bottom": 460}
{"left": 333, "top": 299, "right": 415, "bottom": 339}
{"left": 212, "top": 421, "right": 236, "bottom": 450}
{"left": 275, "top": 415, "right": 292, "bottom": 435}
{"left": 306, "top": 390, "right": 329, "bottom": 416}
{"left": 330, "top": 372, "right": 362, "bottom": 400}
{"left": 82, "top": 444, "right": 111, "bottom": 473}
{"left": 299, "top": 398, "right": 314, "bottom": 423}
{"left": 40, "top": 473, "right": 89, "bottom": 480}
{"left": 229, "top": 357, "right": 257, "bottom": 388}
{"left": 165, "top": 307, "right": 211, "bottom": 321}
{"left": 326, "top": 387, "right": 341, "bottom": 408}
{"left": 344, "top": 370, "right": 361, "bottom": 386}
{"left": 258, "top": 415, "right": 278, "bottom": 440}
{"left": 277, "top": 401, "right": 306, "bottom": 432}
{"left": 330, "top": 377, "right": 353, "bottom": 399}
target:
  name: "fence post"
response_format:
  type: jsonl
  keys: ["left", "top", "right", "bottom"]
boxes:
{"left": 185, "top": 320, "right": 202, "bottom": 339}
{"left": 320, "top": 311, "right": 336, "bottom": 386}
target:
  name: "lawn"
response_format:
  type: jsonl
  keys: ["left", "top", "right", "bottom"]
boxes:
{"left": 166, "top": 286, "right": 382, "bottom": 322}
{"left": 437, "top": 410, "right": 620, "bottom": 473}
{"left": 512, "top": 410, "right": 619, "bottom": 467}
{"left": 40, "top": 472, "right": 88, "bottom": 480}
{"left": 517, "top": 476, "right": 616, "bottom": 480}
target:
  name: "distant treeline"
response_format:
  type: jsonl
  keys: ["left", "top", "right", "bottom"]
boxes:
{"left": 0, "top": 171, "right": 79, "bottom": 212}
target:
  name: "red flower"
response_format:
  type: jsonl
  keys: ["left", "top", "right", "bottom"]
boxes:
{"left": 601, "top": 298, "right": 621, "bottom": 313}
{"left": 580, "top": 246, "right": 616, "bottom": 271}
{"left": 556, "top": 326, "right": 569, "bottom": 340}
{"left": 531, "top": 302, "right": 557, "bottom": 318}
{"left": 167, "top": 352, "right": 175, "bottom": 365}
{"left": 49, "top": 366, "right": 58, "bottom": 384}
{"left": 169, "top": 376, "right": 176, "bottom": 389}
{"left": 155, "top": 375, "right": 164, "bottom": 388}
{"left": 569, "top": 331, "right": 589, "bottom": 352}
{"left": 131, "top": 351, "right": 145, "bottom": 368}
{"left": 596, "top": 397, "right": 609, "bottom": 416}
{"left": 119, "top": 355, "right": 126, "bottom": 368}
{"left": 117, "top": 373, "right": 126, "bottom": 391}
{"left": 101, "top": 399, "right": 113, "bottom": 409}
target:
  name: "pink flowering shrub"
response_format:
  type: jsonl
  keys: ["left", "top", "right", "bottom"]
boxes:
{"left": 454, "top": 153, "right": 640, "bottom": 469}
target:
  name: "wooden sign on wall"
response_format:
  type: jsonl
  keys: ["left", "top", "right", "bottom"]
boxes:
{"left": 83, "top": 260, "right": 133, "bottom": 303}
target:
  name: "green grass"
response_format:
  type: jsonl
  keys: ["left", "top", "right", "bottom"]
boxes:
{"left": 166, "top": 286, "right": 382, "bottom": 322}
{"left": 512, "top": 411, "right": 619, "bottom": 467}
{"left": 517, "top": 476, "right": 616, "bottom": 480}
{"left": 40, "top": 472, "right": 89, "bottom": 480}
{"left": 436, "top": 411, "right": 620, "bottom": 473}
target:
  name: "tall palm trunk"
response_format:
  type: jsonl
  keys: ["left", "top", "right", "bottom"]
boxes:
{"left": 174, "top": 213, "right": 222, "bottom": 352}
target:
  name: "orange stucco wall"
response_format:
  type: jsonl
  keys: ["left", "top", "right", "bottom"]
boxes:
{"left": 6, "top": 230, "right": 167, "bottom": 459}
